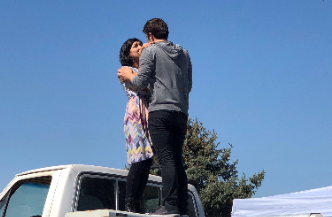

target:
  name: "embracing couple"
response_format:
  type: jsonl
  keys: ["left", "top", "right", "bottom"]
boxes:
{"left": 117, "top": 18, "right": 192, "bottom": 217}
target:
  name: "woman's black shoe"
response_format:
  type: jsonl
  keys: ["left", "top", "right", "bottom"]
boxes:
{"left": 125, "top": 197, "right": 137, "bottom": 213}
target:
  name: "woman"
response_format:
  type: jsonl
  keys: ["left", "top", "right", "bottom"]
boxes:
{"left": 119, "top": 38, "right": 154, "bottom": 213}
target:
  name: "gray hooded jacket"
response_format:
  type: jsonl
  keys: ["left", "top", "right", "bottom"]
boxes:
{"left": 132, "top": 41, "right": 192, "bottom": 114}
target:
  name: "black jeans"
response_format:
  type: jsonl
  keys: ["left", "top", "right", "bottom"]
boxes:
{"left": 148, "top": 110, "right": 188, "bottom": 213}
{"left": 126, "top": 158, "right": 153, "bottom": 200}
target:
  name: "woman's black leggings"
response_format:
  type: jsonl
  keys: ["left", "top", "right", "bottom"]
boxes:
{"left": 126, "top": 158, "right": 153, "bottom": 199}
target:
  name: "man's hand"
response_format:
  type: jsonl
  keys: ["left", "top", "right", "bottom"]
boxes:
{"left": 117, "top": 67, "right": 136, "bottom": 83}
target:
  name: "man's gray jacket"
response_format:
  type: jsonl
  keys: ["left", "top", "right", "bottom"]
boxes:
{"left": 132, "top": 41, "right": 192, "bottom": 115}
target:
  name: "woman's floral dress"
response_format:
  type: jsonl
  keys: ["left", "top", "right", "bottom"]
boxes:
{"left": 122, "top": 67, "right": 154, "bottom": 164}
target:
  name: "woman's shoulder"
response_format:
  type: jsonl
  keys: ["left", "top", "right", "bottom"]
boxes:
{"left": 124, "top": 66, "right": 138, "bottom": 73}
{"left": 120, "top": 66, "right": 137, "bottom": 89}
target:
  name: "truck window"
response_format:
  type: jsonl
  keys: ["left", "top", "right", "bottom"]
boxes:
{"left": 117, "top": 181, "right": 160, "bottom": 213}
{"left": 76, "top": 175, "right": 161, "bottom": 213}
{"left": 117, "top": 180, "right": 126, "bottom": 211}
{"left": 77, "top": 176, "right": 116, "bottom": 211}
{"left": 141, "top": 185, "right": 160, "bottom": 213}
{"left": 3, "top": 176, "right": 51, "bottom": 217}
{"left": 76, "top": 174, "right": 198, "bottom": 217}
{"left": 118, "top": 180, "right": 197, "bottom": 216}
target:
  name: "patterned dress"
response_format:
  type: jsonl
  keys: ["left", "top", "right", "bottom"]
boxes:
{"left": 122, "top": 67, "right": 154, "bottom": 165}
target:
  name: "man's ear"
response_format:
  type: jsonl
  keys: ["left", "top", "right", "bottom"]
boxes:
{"left": 148, "top": 32, "right": 155, "bottom": 42}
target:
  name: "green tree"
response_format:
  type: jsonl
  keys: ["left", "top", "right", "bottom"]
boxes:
{"left": 132, "top": 118, "right": 265, "bottom": 217}
{"left": 184, "top": 118, "right": 265, "bottom": 217}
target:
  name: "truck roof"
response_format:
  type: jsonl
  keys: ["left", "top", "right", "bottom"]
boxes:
{"left": 15, "top": 164, "right": 199, "bottom": 192}
{"left": 16, "top": 164, "right": 165, "bottom": 183}
{"left": 16, "top": 164, "right": 73, "bottom": 176}
{"left": 17, "top": 164, "right": 130, "bottom": 177}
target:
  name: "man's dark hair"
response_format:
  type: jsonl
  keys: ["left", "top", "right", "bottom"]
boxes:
{"left": 143, "top": 18, "right": 169, "bottom": 40}
{"left": 119, "top": 38, "right": 142, "bottom": 67}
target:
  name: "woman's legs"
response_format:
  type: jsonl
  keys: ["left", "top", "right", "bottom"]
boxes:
{"left": 135, "top": 158, "right": 153, "bottom": 200}
{"left": 126, "top": 158, "right": 153, "bottom": 212}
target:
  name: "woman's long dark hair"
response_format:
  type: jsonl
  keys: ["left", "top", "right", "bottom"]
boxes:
{"left": 119, "top": 38, "right": 142, "bottom": 67}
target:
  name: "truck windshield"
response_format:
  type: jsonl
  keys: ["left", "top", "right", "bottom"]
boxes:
{"left": 3, "top": 176, "right": 51, "bottom": 217}
{"left": 0, "top": 195, "right": 8, "bottom": 216}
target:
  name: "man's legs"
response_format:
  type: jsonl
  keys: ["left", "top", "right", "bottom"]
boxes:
{"left": 149, "top": 110, "right": 178, "bottom": 210}
{"left": 172, "top": 112, "right": 188, "bottom": 215}
{"left": 148, "top": 110, "right": 188, "bottom": 214}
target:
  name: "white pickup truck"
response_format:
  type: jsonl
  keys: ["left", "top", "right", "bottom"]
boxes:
{"left": 0, "top": 164, "right": 205, "bottom": 217}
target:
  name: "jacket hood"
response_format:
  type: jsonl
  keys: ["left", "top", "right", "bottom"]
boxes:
{"left": 155, "top": 41, "right": 183, "bottom": 59}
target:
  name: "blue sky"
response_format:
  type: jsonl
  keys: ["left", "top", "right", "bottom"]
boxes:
{"left": 0, "top": 0, "right": 331, "bottom": 199}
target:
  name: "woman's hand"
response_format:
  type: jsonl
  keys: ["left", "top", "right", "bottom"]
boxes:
{"left": 118, "top": 67, "right": 135, "bottom": 83}
{"left": 138, "top": 42, "right": 154, "bottom": 54}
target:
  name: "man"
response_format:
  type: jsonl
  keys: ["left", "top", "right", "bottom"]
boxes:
{"left": 117, "top": 18, "right": 192, "bottom": 216}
